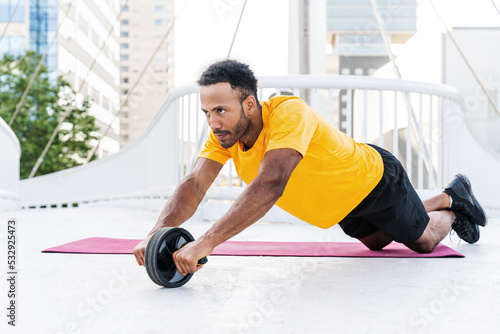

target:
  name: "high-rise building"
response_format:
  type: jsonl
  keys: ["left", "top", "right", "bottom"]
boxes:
{"left": 29, "top": 0, "right": 58, "bottom": 81}
{"left": 0, "top": 0, "right": 122, "bottom": 158}
{"left": 118, "top": 0, "right": 175, "bottom": 147}
{"left": 58, "top": 0, "right": 122, "bottom": 157}
{"left": 0, "top": 0, "right": 28, "bottom": 56}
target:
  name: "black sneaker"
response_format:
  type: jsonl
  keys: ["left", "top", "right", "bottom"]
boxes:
{"left": 452, "top": 211, "right": 480, "bottom": 244}
{"left": 444, "top": 174, "right": 487, "bottom": 227}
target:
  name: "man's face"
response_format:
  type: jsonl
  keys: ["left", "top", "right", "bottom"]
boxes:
{"left": 200, "top": 82, "right": 251, "bottom": 149}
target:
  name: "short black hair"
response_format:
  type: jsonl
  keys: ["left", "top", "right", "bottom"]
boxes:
{"left": 197, "top": 59, "right": 259, "bottom": 104}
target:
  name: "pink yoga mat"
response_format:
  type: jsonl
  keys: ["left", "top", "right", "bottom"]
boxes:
{"left": 42, "top": 237, "right": 464, "bottom": 258}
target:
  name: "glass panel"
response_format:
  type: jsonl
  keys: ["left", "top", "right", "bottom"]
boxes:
{"left": 29, "top": 0, "right": 58, "bottom": 79}
{"left": 11, "top": 1, "right": 25, "bottom": 22}
{"left": 0, "top": 0, "right": 25, "bottom": 22}
{"left": 0, "top": 37, "right": 8, "bottom": 54}
{"left": 10, "top": 36, "right": 26, "bottom": 55}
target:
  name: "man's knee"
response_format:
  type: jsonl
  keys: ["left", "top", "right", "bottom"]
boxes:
{"left": 359, "top": 229, "right": 393, "bottom": 251}
{"left": 406, "top": 239, "right": 438, "bottom": 254}
{"left": 363, "top": 240, "right": 387, "bottom": 251}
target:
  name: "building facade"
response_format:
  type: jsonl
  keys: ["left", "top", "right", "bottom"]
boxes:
{"left": 58, "top": 0, "right": 122, "bottom": 157}
{"left": 326, "top": 0, "right": 417, "bottom": 134}
{"left": 0, "top": 0, "right": 28, "bottom": 56}
{"left": 118, "top": 0, "right": 175, "bottom": 147}
{"left": 0, "top": 0, "right": 122, "bottom": 158}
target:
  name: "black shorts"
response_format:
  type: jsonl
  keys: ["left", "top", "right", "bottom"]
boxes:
{"left": 338, "top": 145, "right": 430, "bottom": 244}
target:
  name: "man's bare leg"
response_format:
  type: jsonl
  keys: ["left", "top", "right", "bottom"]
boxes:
{"left": 403, "top": 192, "right": 455, "bottom": 253}
{"left": 422, "top": 192, "right": 451, "bottom": 213}
{"left": 405, "top": 210, "right": 455, "bottom": 253}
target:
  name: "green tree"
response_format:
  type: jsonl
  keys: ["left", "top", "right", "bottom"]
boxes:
{"left": 0, "top": 51, "right": 99, "bottom": 179}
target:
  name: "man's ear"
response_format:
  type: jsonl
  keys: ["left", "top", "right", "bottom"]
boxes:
{"left": 243, "top": 95, "right": 258, "bottom": 116}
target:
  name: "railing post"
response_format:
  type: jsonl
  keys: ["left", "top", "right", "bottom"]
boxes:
{"left": 393, "top": 91, "right": 399, "bottom": 159}
{"left": 363, "top": 89, "right": 368, "bottom": 143}
{"left": 437, "top": 97, "right": 443, "bottom": 189}
{"left": 428, "top": 95, "right": 434, "bottom": 189}
{"left": 186, "top": 94, "right": 192, "bottom": 175}
{"left": 346, "top": 89, "right": 353, "bottom": 138}
{"left": 418, "top": 93, "right": 424, "bottom": 190}
{"left": 406, "top": 92, "right": 412, "bottom": 183}
{"left": 379, "top": 90, "right": 384, "bottom": 147}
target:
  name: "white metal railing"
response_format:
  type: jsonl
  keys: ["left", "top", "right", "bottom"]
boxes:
{"left": 0, "top": 116, "right": 21, "bottom": 210}
{"left": 19, "top": 75, "right": 463, "bottom": 215}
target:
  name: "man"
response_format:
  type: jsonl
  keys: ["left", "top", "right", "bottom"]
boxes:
{"left": 133, "top": 60, "right": 487, "bottom": 276}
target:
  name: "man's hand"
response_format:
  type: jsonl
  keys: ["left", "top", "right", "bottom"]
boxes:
{"left": 133, "top": 236, "right": 152, "bottom": 266}
{"left": 173, "top": 239, "right": 213, "bottom": 276}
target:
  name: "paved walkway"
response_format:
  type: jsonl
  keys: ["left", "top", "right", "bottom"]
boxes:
{"left": 1, "top": 205, "right": 498, "bottom": 334}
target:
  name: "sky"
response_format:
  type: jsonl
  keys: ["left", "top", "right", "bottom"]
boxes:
{"left": 173, "top": 0, "right": 290, "bottom": 87}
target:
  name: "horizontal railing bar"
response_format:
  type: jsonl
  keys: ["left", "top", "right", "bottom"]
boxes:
{"left": 259, "top": 75, "right": 462, "bottom": 101}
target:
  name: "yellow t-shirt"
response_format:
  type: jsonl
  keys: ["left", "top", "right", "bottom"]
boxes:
{"left": 198, "top": 96, "right": 384, "bottom": 229}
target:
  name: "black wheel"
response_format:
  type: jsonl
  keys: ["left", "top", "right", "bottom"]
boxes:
{"left": 145, "top": 227, "right": 203, "bottom": 288}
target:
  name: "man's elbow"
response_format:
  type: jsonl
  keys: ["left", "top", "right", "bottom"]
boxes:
{"left": 263, "top": 178, "right": 288, "bottom": 200}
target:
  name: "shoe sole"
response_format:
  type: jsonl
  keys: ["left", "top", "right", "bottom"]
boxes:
{"left": 456, "top": 174, "right": 487, "bottom": 227}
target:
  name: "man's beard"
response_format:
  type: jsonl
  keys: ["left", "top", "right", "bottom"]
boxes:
{"left": 213, "top": 105, "right": 250, "bottom": 149}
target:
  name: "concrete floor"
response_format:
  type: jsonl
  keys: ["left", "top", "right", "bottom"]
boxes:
{"left": 0, "top": 205, "right": 499, "bottom": 334}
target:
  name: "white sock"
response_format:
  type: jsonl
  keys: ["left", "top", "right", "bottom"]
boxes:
{"left": 449, "top": 196, "right": 453, "bottom": 208}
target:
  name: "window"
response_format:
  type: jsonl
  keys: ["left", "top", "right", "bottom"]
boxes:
{"left": 120, "top": 54, "right": 129, "bottom": 61}
{"left": 102, "top": 96, "right": 109, "bottom": 110}
{"left": 123, "top": 5, "right": 129, "bottom": 12}
{"left": 92, "top": 30, "right": 100, "bottom": 45}
{"left": 0, "top": 0, "right": 25, "bottom": 22}
{"left": 120, "top": 31, "right": 129, "bottom": 38}
{"left": 92, "top": 88, "right": 100, "bottom": 103}
{"left": 120, "top": 43, "right": 129, "bottom": 49}
{"left": 0, "top": 36, "right": 26, "bottom": 56}
{"left": 79, "top": 18, "right": 89, "bottom": 32}
{"left": 120, "top": 67, "right": 129, "bottom": 73}
{"left": 121, "top": 89, "right": 129, "bottom": 95}
{"left": 46, "top": 54, "right": 57, "bottom": 69}
{"left": 121, "top": 19, "right": 129, "bottom": 25}
{"left": 121, "top": 77, "right": 129, "bottom": 84}
{"left": 154, "top": 5, "right": 164, "bottom": 12}
{"left": 154, "top": 19, "right": 163, "bottom": 26}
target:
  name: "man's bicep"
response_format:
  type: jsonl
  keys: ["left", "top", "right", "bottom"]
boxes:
{"left": 258, "top": 148, "right": 302, "bottom": 188}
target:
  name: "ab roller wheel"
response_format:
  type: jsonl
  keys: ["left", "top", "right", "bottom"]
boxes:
{"left": 144, "top": 227, "right": 208, "bottom": 288}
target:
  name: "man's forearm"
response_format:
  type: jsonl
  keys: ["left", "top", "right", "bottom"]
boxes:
{"left": 199, "top": 179, "right": 283, "bottom": 247}
{"left": 148, "top": 176, "right": 205, "bottom": 236}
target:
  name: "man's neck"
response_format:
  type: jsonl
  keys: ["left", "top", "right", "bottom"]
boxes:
{"left": 240, "top": 106, "right": 263, "bottom": 150}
